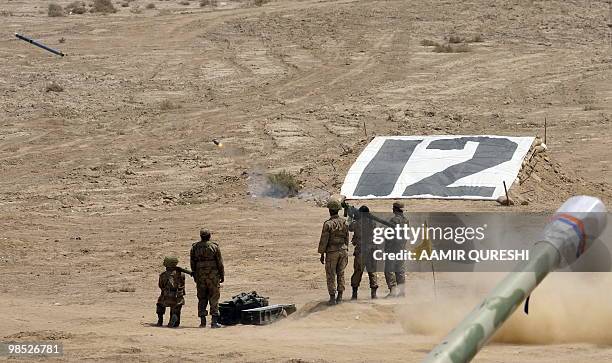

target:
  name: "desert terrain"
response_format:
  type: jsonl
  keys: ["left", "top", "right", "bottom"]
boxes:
{"left": 1, "top": 0, "right": 612, "bottom": 361}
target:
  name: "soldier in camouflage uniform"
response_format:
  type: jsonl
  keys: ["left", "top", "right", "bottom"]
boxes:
{"left": 384, "top": 201, "right": 408, "bottom": 298}
{"left": 190, "top": 229, "right": 225, "bottom": 328}
{"left": 349, "top": 205, "right": 379, "bottom": 300}
{"left": 318, "top": 198, "right": 349, "bottom": 305}
{"left": 156, "top": 256, "right": 186, "bottom": 328}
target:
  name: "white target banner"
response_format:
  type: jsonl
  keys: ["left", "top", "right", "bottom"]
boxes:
{"left": 341, "top": 135, "right": 534, "bottom": 200}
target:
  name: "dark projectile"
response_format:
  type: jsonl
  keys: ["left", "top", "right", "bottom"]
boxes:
{"left": 15, "top": 33, "right": 65, "bottom": 57}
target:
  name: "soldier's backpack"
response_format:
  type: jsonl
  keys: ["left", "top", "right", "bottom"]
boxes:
{"left": 219, "top": 291, "right": 268, "bottom": 326}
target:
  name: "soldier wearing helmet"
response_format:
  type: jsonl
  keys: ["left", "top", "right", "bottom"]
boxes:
{"left": 156, "top": 256, "right": 186, "bottom": 328}
{"left": 190, "top": 228, "right": 225, "bottom": 328}
{"left": 318, "top": 196, "right": 350, "bottom": 305}
{"left": 384, "top": 201, "right": 408, "bottom": 298}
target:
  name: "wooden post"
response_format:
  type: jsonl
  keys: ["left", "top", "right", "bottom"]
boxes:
{"left": 544, "top": 117, "right": 547, "bottom": 145}
{"left": 503, "top": 180, "right": 510, "bottom": 206}
{"left": 363, "top": 121, "right": 368, "bottom": 139}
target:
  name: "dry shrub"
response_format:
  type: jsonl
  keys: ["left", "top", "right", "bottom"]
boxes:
{"left": 448, "top": 35, "right": 464, "bottom": 44}
{"left": 159, "top": 99, "right": 181, "bottom": 110}
{"left": 199, "top": 0, "right": 209, "bottom": 6}
{"left": 178, "top": 0, "right": 190, "bottom": 4}
{"left": 0, "top": 10, "right": 14, "bottom": 16}
{"left": 45, "top": 82, "right": 64, "bottom": 92}
{"left": 468, "top": 34, "right": 484, "bottom": 43}
{"left": 48, "top": 3, "right": 65, "bottom": 16}
{"left": 265, "top": 170, "right": 300, "bottom": 198}
{"left": 145, "top": 2, "right": 155, "bottom": 8}
{"left": 130, "top": 5, "right": 142, "bottom": 13}
{"left": 121, "top": 2, "right": 129, "bottom": 7}
{"left": 253, "top": 0, "right": 269, "bottom": 6}
{"left": 420, "top": 39, "right": 438, "bottom": 47}
{"left": 91, "top": 0, "right": 117, "bottom": 13}
{"left": 65, "top": 1, "right": 87, "bottom": 14}
{"left": 433, "top": 43, "right": 470, "bottom": 53}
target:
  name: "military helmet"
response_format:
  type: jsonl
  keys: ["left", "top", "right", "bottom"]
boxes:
{"left": 392, "top": 201, "right": 405, "bottom": 210}
{"left": 163, "top": 256, "right": 179, "bottom": 267}
{"left": 200, "top": 228, "right": 211, "bottom": 240}
{"left": 327, "top": 198, "right": 342, "bottom": 211}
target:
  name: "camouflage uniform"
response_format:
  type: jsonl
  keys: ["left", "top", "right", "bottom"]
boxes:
{"left": 349, "top": 216, "right": 378, "bottom": 291}
{"left": 384, "top": 203, "right": 408, "bottom": 296}
{"left": 156, "top": 257, "right": 186, "bottom": 328}
{"left": 318, "top": 214, "right": 349, "bottom": 299}
{"left": 190, "top": 230, "right": 224, "bottom": 327}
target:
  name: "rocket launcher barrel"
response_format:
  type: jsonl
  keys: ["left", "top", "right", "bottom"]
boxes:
{"left": 423, "top": 196, "right": 607, "bottom": 363}
{"left": 342, "top": 202, "right": 395, "bottom": 228}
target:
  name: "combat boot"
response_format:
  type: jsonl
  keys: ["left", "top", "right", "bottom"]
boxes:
{"left": 199, "top": 317, "right": 206, "bottom": 328}
{"left": 351, "top": 287, "right": 358, "bottom": 300}
{"left": 336, "top": 291, "right": 343, "bottom": 304}
{"left": 210, "top": 315, "right": 221, "bottom": 329}
{"left": 168, "top": 306, "right": 182, "bottom": 328}
{"left": 370, "top": 287, "right": 378, "bottom": 299}
{"left": 169, "top": 314, "right": 179, "bottom": 328}
{"left": 328, "top": 293, "right": 336, "bottom": 306}
{"left": 156, "top": 314, "right": 164, "bottom": 327}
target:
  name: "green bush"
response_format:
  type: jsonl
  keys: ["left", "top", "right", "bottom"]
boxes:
{"left": 265, "top": 170, "right": 300, "bottom": 198}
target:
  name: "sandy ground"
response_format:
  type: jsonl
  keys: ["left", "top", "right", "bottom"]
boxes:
{"left": 1, "top": 0, "right": 612, "bottom": 361}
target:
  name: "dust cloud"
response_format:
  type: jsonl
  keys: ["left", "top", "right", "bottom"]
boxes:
{"left": 399, "top": 273, "right": 612, "bottom": 345}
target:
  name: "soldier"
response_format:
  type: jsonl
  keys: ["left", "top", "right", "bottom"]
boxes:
{"left": 384, "top": 201, "right": 408, "bottom": 298}
{"left": 190, "top": 228, "right": 225, "bottom": 328}
{"left": 318, "top": 198, "right": 349, "bottom": 305}
{"left": 349, "top": 205, "right": 379, "bottom": 300}
{"left": 156, "top": 256, "right": 186, "bottom": 328}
